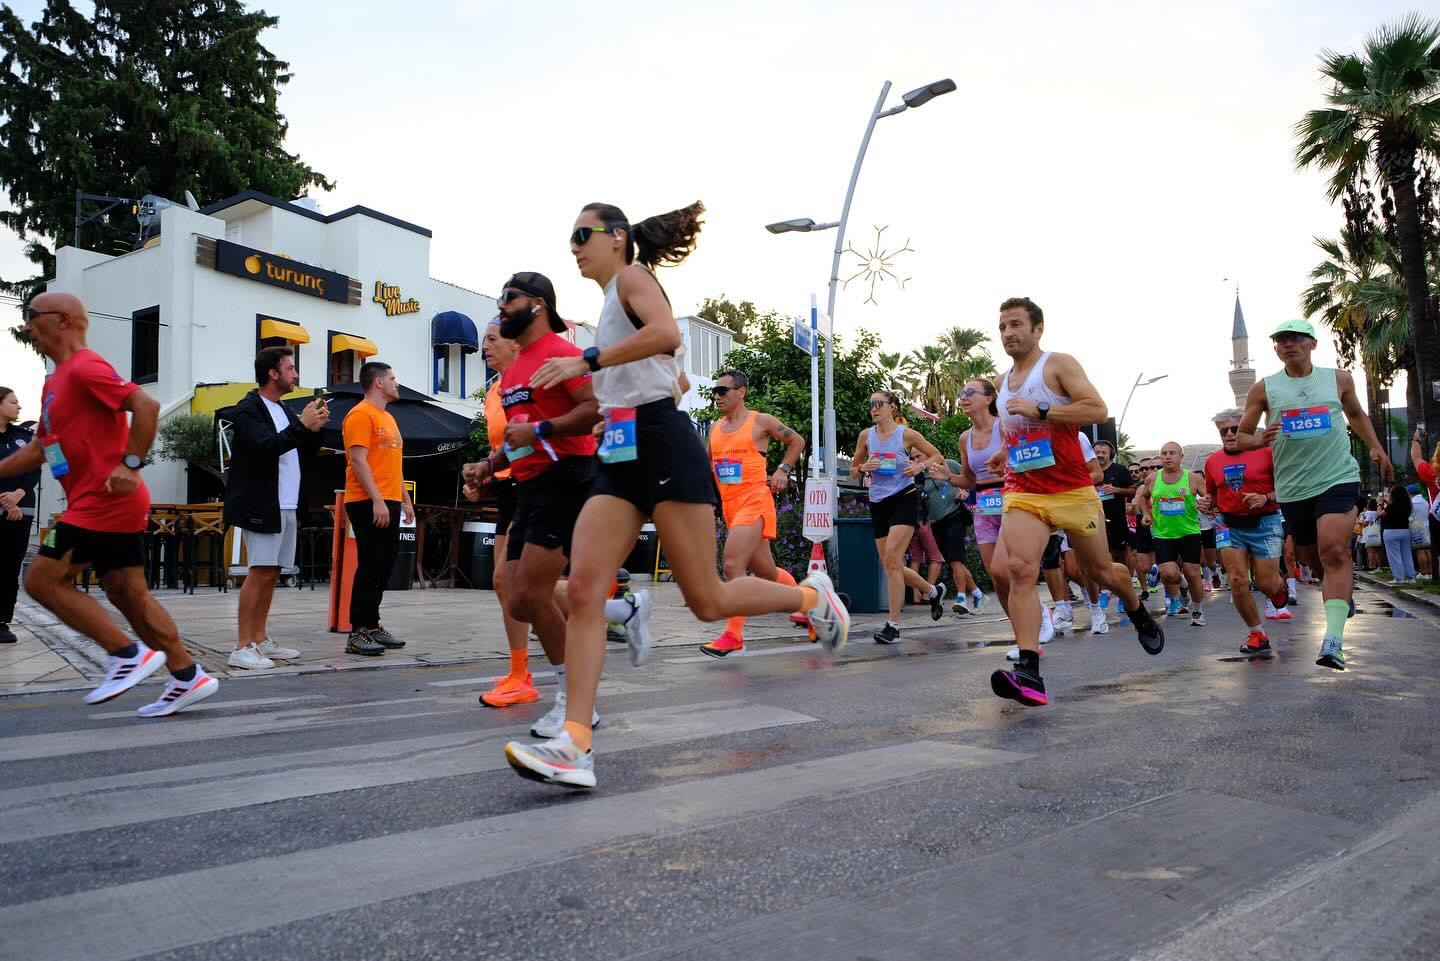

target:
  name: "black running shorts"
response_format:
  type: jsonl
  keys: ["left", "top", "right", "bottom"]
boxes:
{"left": 1200, "top": 527, "right": 1217, "bottom": 551}
{"left": 590, "top": 399, "right": 719, "bottom": 517}
{"left": 1279, "top": 482, "right": 1360, "bottom": 549}
{"left": 930, "top": 512, "right": 970, "bottom": 563}
{"left": 507, "top": 457, "right": 596, "bottom": 561}
{"left": 869, "top": 487, "right": 919, "bottom": 539}
{"left": 1154, "top": 533, "right": 1203, "bottom": 566}
{"left": 494, "top": 477, "right": 518, "bottom": 536}
{"left": 1133, "top": 522, "right": 1154, "bottom": 553}
{"left": 38, "top": 522, "right": 146, "bottom": 576}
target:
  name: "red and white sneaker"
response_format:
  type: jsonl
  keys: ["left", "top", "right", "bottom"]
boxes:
{"left": 135, "top": 669, "right": 219, "bottom": 717}
{"left": 1263, "top": 599, "right": 1293, "bottom": 621}
{"left": 83, "top": 643, "right": 167, "bottom": 705}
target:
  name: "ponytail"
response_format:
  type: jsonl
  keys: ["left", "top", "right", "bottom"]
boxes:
{"left": 885, "top": 389, "right": 907, "bottom": 425}
{"left": 582, "top": 201, "right": 705, "bottom": 269}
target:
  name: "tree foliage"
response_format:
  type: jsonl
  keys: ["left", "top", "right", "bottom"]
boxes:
{"left": 0, "top": 0, "right": 335, "bottom": 298}
{"left": 694, "top": 295, "right": 753, "bottom": 345}
{"left": 155, "top": 412, "right": 216, "bottom": 465}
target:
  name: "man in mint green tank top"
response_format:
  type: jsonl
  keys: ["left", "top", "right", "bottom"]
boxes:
{"left": 1237, "top": 318, "right": 1392, "bottom": 671}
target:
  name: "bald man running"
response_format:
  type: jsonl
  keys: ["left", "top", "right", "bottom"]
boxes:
{"left": 0, "top": 293, "right": 218, "bottom": 716}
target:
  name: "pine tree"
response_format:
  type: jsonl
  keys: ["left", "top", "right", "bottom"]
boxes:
{"left": 0, "top": 0, "right": 334, "bottom": 298}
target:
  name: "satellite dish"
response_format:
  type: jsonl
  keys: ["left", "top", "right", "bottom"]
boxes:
{"left": 184, "top": 190, "right": 200, "bottom": 211}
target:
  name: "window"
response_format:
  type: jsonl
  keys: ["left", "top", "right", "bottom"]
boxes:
{"left": 434, "top": 345, "right": 452, "bottom": 394}
{"left": 131, "top": 306, "right": 160, "bottom": 384}
{"left": 330, "top": 350, "right": 357, "bottom": 387}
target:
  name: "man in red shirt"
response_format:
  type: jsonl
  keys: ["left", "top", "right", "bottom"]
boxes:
{"left": 0, "top": 293, "right": 218, "bottom": 716}
{"left": 1199, "top": 408, "right": 1292, "bottom": 657}
{"left": 462, "top": 273, "right": 652, "bottom": 739}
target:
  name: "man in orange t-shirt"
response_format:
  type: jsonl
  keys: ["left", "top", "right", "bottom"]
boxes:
{"left": 342, "top": 361, "right": 414, "bottom": 656}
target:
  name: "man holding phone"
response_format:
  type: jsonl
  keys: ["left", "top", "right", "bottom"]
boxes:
{"left": 224, "top": 347, "right": 328, "bottom": 669}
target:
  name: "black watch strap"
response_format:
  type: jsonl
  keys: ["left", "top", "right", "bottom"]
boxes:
{"left": 583, "top": 346, "right": 602, "bottom": 372}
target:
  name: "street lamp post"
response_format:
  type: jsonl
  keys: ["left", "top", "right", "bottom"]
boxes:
{"left": 766, "top": 77, "right": 956, "bottom": 485}
{"left": 1117, "top": 372, "right": 1168, "bottom": 437}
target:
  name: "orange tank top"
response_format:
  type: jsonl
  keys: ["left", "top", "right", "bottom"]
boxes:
{"left": 484, "top": 381, "right": 512, "bottom": 481}
{"left": 709, "top": 411, "right": 768, "bottom": 495}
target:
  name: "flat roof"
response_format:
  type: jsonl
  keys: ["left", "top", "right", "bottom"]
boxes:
{"left": 200, "top": 190, "right": 432, "bottom": 239}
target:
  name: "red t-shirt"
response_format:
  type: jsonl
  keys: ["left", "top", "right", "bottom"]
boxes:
{"left": 1418, "top": 460, "right": 1438, "bottom": 502}
{"left": 499, "top": 333, "right": 597, "bottom": 482}
{"left": 1203, "top": 447, "right": 1278, "bottom": 522}
{"left": 41, "top": 349, "right": 149, "bottom": 532}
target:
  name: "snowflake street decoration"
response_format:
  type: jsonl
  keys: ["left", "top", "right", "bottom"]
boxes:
{"left": 841, "top": 225, "right": 913, "bottom": 305}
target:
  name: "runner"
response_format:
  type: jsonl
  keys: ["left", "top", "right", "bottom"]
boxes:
{"left": 2, "top": 293, "right": 218, "bottom": 715}
{"left": 462, "top": 272, "right": 652, "bottom": 734}
{"left": 506, "top": 201, "right": 847, "bottom": 788}
{"left": 987, "top": 297, "right": 1163, "bottom": 707}
{"left": 0, "top": 385, "right": 38, "bottom": 645}
{"left": 953, "top": 378, "right": 1003, "bottom": 617}
{"left": 1132, "top": 457, "right": 1160, "bottom": 598}
{"left": 700, "top": 369, "right": 805, "bottom": 658}
{"left": 1236, "top": 318, "right": 1392, "bottom": 670}
{"left": 1199, "top": 408, "right": 1292, "bottom": 656}
{"left": 851, "top": 389, "right": 948, "bottom": 643}
{"left": 917, "top": 455, "right": 984, "bottom": 616}
{"left": 1199, "top": 504, "right": 1222, "bottom": 592}
{"left": 1135, "top": 443, "right": 1208, "bottom": 625}
{"left": 1093, "top": 438, "right": 1136, "bottom": 628}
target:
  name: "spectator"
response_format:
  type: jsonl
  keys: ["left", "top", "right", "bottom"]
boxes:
{"left": 1411, "top": 428, "right": 1439, "bottom": 582}
{"left": 223, "top": 348, "right": 328, "bottom": 669}
{"left": 0, "top": 386, "right": 39, "bottom": 644}
{"left": 1408, "top": 483, "right": 1432, "bottom": 577}
{"left": 1381, "top": 483, "right": 1417, "bottom": 584}
{"left": 1360, "top": 497, "right": 1382, "bottom": 572}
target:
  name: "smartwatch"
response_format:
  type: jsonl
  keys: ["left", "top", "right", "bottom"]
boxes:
{"left": 582, "top": 346, "right": 602, "bottom": 372}
{"left": 1036, "top": 401, "right": 1050, "bottom": 420}
{"left": 536, "top": 419, "right": 555, "bottom": 440}
{"left": 121, "top": 454, "right": 143, "bottom": 470}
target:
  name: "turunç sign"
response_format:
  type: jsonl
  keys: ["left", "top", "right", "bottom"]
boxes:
{"left": 214, "top": 239, "right": 353, "bottom": 304}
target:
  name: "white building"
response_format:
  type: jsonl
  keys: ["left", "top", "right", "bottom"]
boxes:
{"left": 42, "top": 191, "right": 496, "bottom": 517}
{"left": 572, "top": 313, "right": 736, "bottom": 415}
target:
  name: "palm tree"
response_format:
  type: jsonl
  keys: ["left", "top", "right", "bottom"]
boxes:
{"left": 875, "top": 351, "right": 918, "bottom": 396}
{"left": 1115, "top": 431, "right": 1136, "bottom": 466}
{"left": 907, "top": 344, "right": 949, "bottom": 415}
{"left": 1294, "top": 13, "right": 1440, "bottom": 435}
{"left": 935, "top": 326, "right": 997, "bottom": 416}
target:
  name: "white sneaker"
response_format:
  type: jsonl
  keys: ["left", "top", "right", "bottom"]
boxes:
{"left": 618, "top": 591, "right": 653, "bottom": 667}
{"left": 83, "top": 643, "right": 167, "bottom": 705}
{"left": 227, "top": 643, "right": 276, "bottom": 670}
{"left": 505, "top": 730, "right": 596, "bottom": 788}
{"left": 257, "top": 637, "right": 300, "bottom": 661}
{"left": 530, "top": 691, "right": 600, "bottom": 739}
{"left": 1090, "top": 607, "right": 1110, "bottom": 635}
{"left": 1190, "top": 609, "right": 1207, "bottom": 627}
{"left": 802, "top": 570, "right": 850, "bottom": 653}
{"left": 970, "top": 591, "right": 986, "bottom": 614}
{"left": 1039, "top": 605, "right": 1055, "bottom": 644}
{"left": 135, "top": 669, "right": 219, "bottom": 717}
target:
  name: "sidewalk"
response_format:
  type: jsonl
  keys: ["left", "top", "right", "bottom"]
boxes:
{"left": 3, "top": 580, "right": 952, "bottom": 694}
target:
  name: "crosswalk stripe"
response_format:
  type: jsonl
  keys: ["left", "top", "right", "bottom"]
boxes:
{"left": 0, "top": 700, "right": 814, "bottom": 843}
{"left": 0, "top": 739, "right": 1029, "bottom": 961}
{"left": 87, "top": 694, "right": 328, "bottom": 720}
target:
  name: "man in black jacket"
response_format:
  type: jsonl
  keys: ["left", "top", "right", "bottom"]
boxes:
{"left": 225, "top": 347, "right": 327, "bottom": 669}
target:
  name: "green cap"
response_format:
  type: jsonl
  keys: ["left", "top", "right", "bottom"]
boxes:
{"left": 1270, "top": 318, "right": 1316, "bottom": 339}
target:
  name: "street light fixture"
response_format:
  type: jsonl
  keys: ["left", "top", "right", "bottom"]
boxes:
{"left": 764, "top": 218, "right": 839, "bottom": 235}
{"left": 1118, "top": 372, "right": 1169, "bottom": 436}
{"left": 901, "top": 78, "right": 958, "bottom": 109}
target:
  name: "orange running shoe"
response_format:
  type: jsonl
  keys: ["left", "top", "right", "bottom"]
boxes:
{"left": 700, "top": 631, "right": 745, "bottom": 658}
{"left": 480, "top": 673, "right": 540, "bottom": 707}
{"left": 1241, "top": 630, "right": 1273, "bottom": 658}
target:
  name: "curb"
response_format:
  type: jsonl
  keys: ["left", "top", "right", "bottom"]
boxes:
{"left": 1355, "top": 572, "right": 1440, "bottom": 612}
{"left": 12, "top": 598, "right": 109, "bottom": 679}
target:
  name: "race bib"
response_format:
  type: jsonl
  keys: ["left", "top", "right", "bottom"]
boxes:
{"left": 714, "top": 459, "right": 742, "bottom": 485}
{"left": 1097, "top": 485, "right": 1113, "bottom": 502}
{"left": 503, "top": 440, "right": 534, "bottom": 461}
{"left": 977, "top": 487, "right": 1004, "bottom": 516}
{"left": 1158, "top": 496, "right": 1186, "bottom": 516}
{"left": 874, "top": 452, "right": 899, "bottom": 475}
{"left": 41, "top": 436, "right": 68, "bottom": 479}
{"left": 1215, "top": 525, "right": 1232, "bottom": 549}
{"left": 1222, "top": 463, "right": 1246, "bottom": 491}
{"left": 1007, "top": 429, "right": 1055, "bottom": 472}
{"left": 1280, "top": 406, "right": 1332, "bottom": 438}
{"left": 598, "top": 407, "right": 638, "bottom": 464}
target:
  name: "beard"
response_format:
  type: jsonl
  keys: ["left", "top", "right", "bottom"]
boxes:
{"left": 498, "top": 305, "right": 532, "bottom": 340}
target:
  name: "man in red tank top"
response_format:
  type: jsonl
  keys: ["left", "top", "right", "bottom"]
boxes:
{"left": 987, "top": 297, "right": 1164, "bottom": 709}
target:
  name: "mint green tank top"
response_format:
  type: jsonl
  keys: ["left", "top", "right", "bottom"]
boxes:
{"left": 1150, "top": 469, "right": 1200, "bottom": 539}
{"left": 1262, "top": 366, "right": 1359, "bottom": 502}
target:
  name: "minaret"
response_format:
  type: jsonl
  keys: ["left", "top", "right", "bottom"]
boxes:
{"left": 1227, "top": 293, "right": 1256, "bottom": 407}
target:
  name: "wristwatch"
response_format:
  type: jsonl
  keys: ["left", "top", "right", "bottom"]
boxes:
{"left": 779, "top": 463, "right": 793, "bottom": 474}
{"left": 1036, "top": 401, "right": 1051, "bottom": 420}
{"left": 582, "top": 346, "right": 602, "bottom": 372}
{"left": 121, "top": 454, "right": 143, "bottom": 470}
{"left": 535, "top": 419, "right": 555, "bottom": 440}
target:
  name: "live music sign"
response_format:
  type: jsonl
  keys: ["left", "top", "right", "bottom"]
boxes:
{"left": 802, "top": 477, "right": 835, "bottom": 543}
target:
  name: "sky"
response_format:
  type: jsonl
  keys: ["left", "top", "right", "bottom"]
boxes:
{"left": 0, "top": 0, "right": 1422, "bottom": 447}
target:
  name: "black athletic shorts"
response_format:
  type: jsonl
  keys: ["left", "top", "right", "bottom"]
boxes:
{"left": 1155, "top": 533, "right": 1203, "bottom": 566}
{"left": 1042, "top": 532, "right": 1067, "bottom": 570}
{"left": 930, "top": 512, "right": 969, "bottom": 563}
{"left": 38, "top": 522, "right": 145, "bottom": 576}
{"left": 1200, "top": 527, "right": 1217, "bottom": 550}
{"left": 507, "top": 456, "right": 596, "bottom": 561}
{"left": 1105, "top": 516, "right": 1132, "bottom": 554}
{"left": 1133, "top": 522, "right": 1154, "bottom": 553}
{"left": 494, "top": 477, "right": 518, "bottom": 536}
{"left": 1279, "top": 482, "right": 1360, "bottom": 549}
{"left": 869, "top": 486, "right": 919, "bottom": 538}
{"left": 590, "top": 399, "right": 718, "bottom": 517}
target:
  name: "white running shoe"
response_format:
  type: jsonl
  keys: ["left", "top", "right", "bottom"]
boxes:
{"left": 226, "top": 643, "right": 276, "bottom": 670}
{"left": 505, "top": 730, "right": 595, "bottom": 788}
{"left": 530, "top": 691, "right": 600, "bottom": 739}
{"left": 135, "top": 669, "right": 219, "bottom": 717}
{"left": 1090, "top": 607, "right": 1110, "bottom": 635}
{"left": 1190, "top": 610, "right": 1207, "bottom": 627}
{"left": 257, "top": 637, "right": 300, "bottom": 661}
{"left": 801, "top": 570, "right": 850, "bottom": 653}
{"left": 1039, "top": 605, "right": 1055, "bottom": 644}
{"left": 618, "top": 590, "right": 653, "bottom": 667}
{"left": 970, "top": 591, "right": 986, "bottom": 614}
{"left": 83, "top": 643, "right": 167, "bottom": 705}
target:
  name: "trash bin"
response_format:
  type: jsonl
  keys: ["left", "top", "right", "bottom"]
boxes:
{"left": 461, "top": 520, "right": 498, "bottom": 589}
{"left": 836, "top": 517, "right": 887, "bottom": 613}
{"left": 627, "top": 523, "right": 658, "bottom": 581}
{"left": 387, "top": 514, "right": 418, "bottom": 591}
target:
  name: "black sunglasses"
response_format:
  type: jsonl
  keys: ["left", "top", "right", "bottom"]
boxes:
{"left": 712, "top": 385, "right": 737, "bottom": 397}
{"left": 869, "top": 400, "right": 890, "bottom": 409}
{"left": 570, "top": 224, "right": 625, "bottom": 247}
{"left": 1218, "top": 425, "right": 1240, "bottom": 435}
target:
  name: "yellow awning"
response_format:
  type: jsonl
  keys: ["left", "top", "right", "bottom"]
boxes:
{"left": 331, "top": 334, "right": 378, "bottom": 357}
{"left": 192, "top": 383, "right": 317, "bottom": 414}
{"left": 260, "top": 318, "right": 311, "bottom": 344}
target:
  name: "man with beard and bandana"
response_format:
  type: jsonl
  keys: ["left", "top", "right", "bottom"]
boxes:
{"left": 463, "top": 272, "right": 653, "bottom": 739}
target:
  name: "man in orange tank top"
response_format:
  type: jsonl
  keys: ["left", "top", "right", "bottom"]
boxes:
{"left": 700, "top": 371, "right": 806, "bottom": 657}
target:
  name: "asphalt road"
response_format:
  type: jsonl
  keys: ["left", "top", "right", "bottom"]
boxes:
{"left": 2, "top": 584, "right": 1438, "bottom": 961}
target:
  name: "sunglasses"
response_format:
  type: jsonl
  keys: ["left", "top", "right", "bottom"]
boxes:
{"left": 1217, "top": 425, "right": 1240, "bottom": 435}
{"left": 959, "top": 388, "right": 984, "bottom": 399}
{"left": 500, "top": 289, "right": 540, "bottom": 305}
{"left": 712, "top": 386, "right": 736, "bottom": 397}
{"left": 869, "top": 400, "right": 890, "bottom": 409}
{"left": 570, "top": 224, "right": 624, "bottom": 247}
{"left": 23, "top": 307, "right": 61, "bottom": 322}
{"left": 1271, "top": 333, "right": 1310, "bottom": 345}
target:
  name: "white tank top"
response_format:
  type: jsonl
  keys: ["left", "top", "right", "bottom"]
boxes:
{"left": 592, "top": 271, "right": 682, "bottom": 411}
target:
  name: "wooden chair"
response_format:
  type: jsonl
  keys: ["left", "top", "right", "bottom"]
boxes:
{"left": 146, "top": 511, "right": 185, "bottom": 590}
{"left": 186, "top": 511, "right": 228, "bottom": 593}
